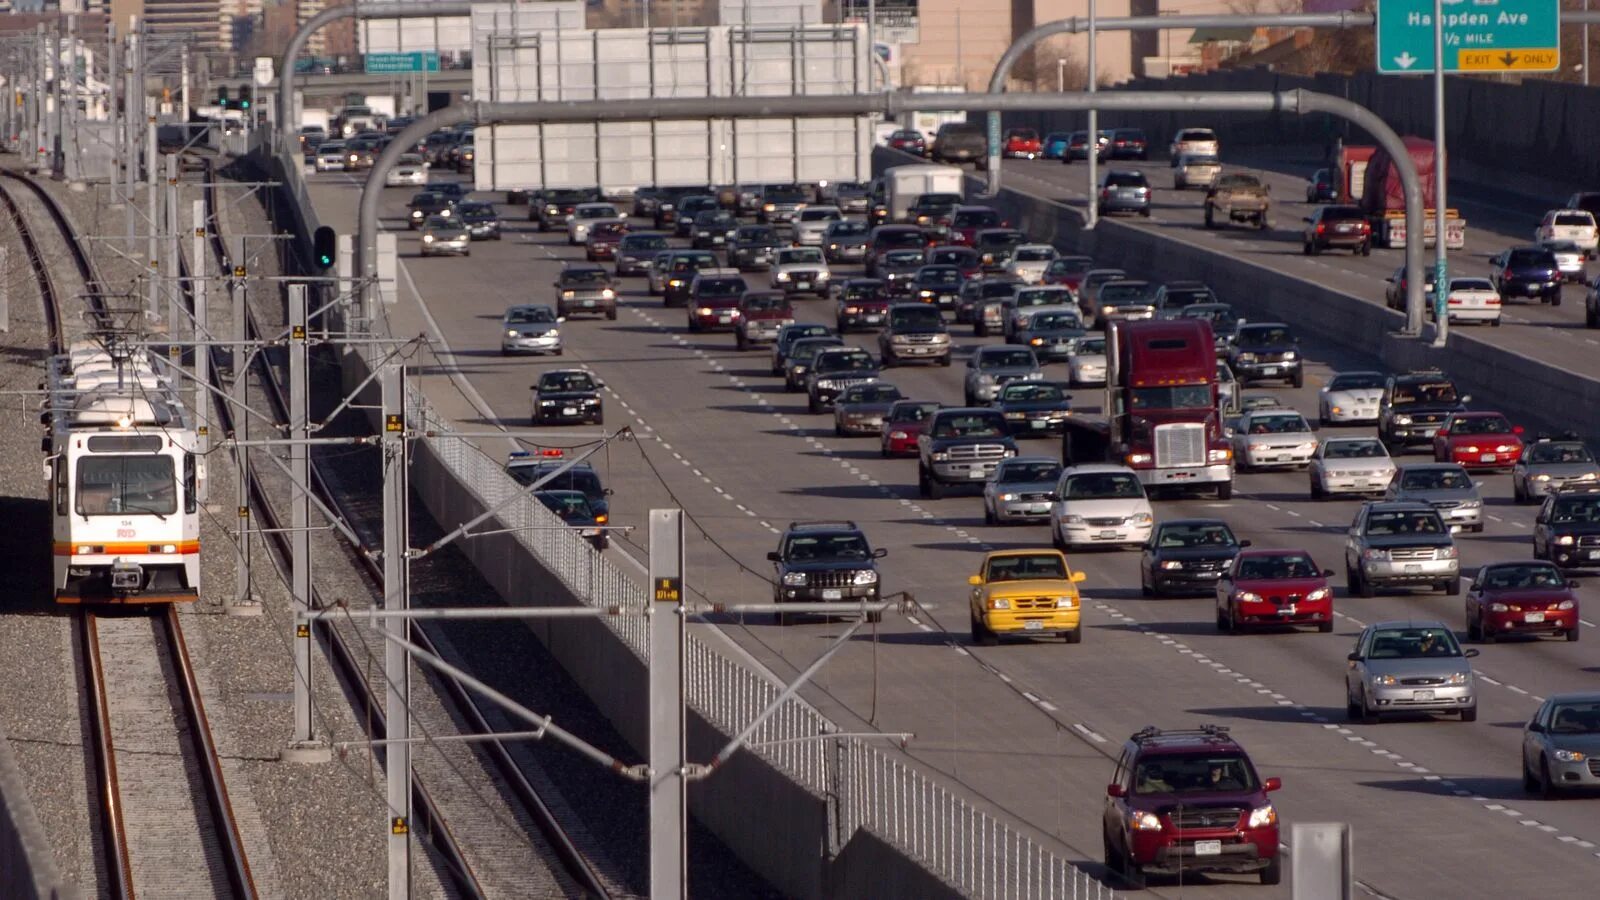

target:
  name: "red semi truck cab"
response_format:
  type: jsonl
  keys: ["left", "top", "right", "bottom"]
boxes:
{"left": 1062, "top": 319, "right": 1234, "bottom": 499}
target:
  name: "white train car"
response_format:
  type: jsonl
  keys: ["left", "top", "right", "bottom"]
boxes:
{"left": 44, "top": 339, "right": 203, "bottom": 604}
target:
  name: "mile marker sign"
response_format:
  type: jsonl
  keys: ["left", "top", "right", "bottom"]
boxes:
{"left": 1376, "top": 0, "right": 1559, "bottom": 73}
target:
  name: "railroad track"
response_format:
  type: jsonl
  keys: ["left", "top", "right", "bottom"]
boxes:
{"left": 0, "top": 171, "right": 257, "bottom": 898}
{"left": 190, "top": 156, "right": 609, "bottom": 897}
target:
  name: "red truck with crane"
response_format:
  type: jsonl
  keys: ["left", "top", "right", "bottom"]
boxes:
{"left": 1060, "top": 319, "right": 1235, "bottom": 499}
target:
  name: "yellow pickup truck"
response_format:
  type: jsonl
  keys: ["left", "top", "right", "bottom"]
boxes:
{"left": 968, "top": 549, "right": 1087, "bottom": 645}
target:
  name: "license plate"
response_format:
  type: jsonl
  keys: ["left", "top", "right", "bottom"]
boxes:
{"left": 718, "top": 316, "right": 732, "bottom": 324}
{"left": 1526, "top": 612, "right": 1546, "bottom": 623}
{"left": 969, "top": 470, "right": 987, "bottom": 479}
{"left": 1098, "top": 530, "right": 1119, "bottom": 539}
{"left": 1024, "top": 621, "right": 1044, "bottom": 631}
{"left": 822, "top": 589, "right": 842, "bottom": 600}
{"left": 1404, "top": 564, "right": 1421, "bottom": 573}
{"left": 1194, "top": 840, "right": 1222, "bottom": 857}
{"left": 713, "top": 237, "right": 725, "bottom": 244}
{"left": 582, "top": 300, "right": 596, "bottom": 307}
{"left": 562, "top": 407, "right": 577, "bottom": 416}
{"left": 1030, "top": 420, "right": 1047, "bottom": 429}
{"left": 1589, "top": 550, "right": 1600, "bottom": 560}
{"left": 1480, "top": 453, "right": 1497, "bottom": 463}
{"left": 1280, "top": 604, "right": 1297, "bottom": 615}
{"left": 797, "top": 282, "right": 811, "bottom": 290}
{"left": 1414, "top": 690, "right": 1435, "bottom": 701}
{"left": 1260, "top": 366, "right": 1278, "bottom": 375}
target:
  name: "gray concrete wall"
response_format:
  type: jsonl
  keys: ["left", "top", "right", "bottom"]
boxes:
{"left": 828, "top": 827, "right": 965, "bottom": 900}
{"left": 0, "top": 723, "right": 75, "bottom": 899}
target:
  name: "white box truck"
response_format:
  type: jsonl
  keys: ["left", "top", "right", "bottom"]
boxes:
{"left": 885, "top": 164, "right": 965, "bottom": 223}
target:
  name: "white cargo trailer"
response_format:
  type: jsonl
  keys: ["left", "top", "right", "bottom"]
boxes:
{"left": 885, "top": 164, "right": 965, "bottom": 222}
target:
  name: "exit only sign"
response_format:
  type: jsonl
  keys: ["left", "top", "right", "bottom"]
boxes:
{"left": 1376, "top": 0, "right": 1560, "bottom": 73}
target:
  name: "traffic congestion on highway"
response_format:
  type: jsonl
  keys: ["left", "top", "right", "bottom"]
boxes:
{"left": 307, "top": 123, "right": 1600, "bottom": 894}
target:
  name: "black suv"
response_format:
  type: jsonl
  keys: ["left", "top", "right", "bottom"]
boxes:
{"left": 806, "top": 347, "right": 880, "bottom": 414}
{"left": 1489, "top": 245, "right": 1563, "bottom": 305}
{"left": 507, "top": 453, "right": 612, "bottom": 521}
{"left": 1534, "top": 484, "right": 1600, "bottom": 569}
{"left": 406, "top": 191, "right": 456, "bottom": 230}
{"left": 1377, "top": 370, "right": 1469, "bottom": 451}
{"left": 662, "top": 252, "right": 719, "bottom": 308}
{"left": 532, "top": 188, "right": 597, "bottom": 230}
{"left": 530, "top": 369, "right": 604, "bottom": 426}
{"left": 767, "top": 521, "right": 886, "bottom": 623}
{"left": 729, "top": 225, "right": 782, "bottom": 270}
{"left": 1227, "top": 322, "right": 1302, "bottom": 388}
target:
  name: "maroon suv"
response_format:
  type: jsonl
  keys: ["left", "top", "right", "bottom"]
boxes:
{"left": 1104, "top": 725, "right": 1283, "bottom": 886}
{"left": 734, "top": 291, "right": 795, "bottom": 350}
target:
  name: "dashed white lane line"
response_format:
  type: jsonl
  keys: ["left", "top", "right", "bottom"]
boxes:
{"left": 1072, "top": 723, "right": 1108, "bottom": 743}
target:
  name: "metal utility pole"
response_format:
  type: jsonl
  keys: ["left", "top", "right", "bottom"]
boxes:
{"left": 191, "top": 199, "right": 211, "bottom": 463}
{"left": 1587, "top": 0, "right": 1593, "bottom": 87}
{"left": 231, "top": 269, "right": 253, "bottom": 612}
{"left": 146, "top": 110, "right": 158, "bottom": 319}
{"left": 1431, "top": 0, "right": 1449, "bottom": 348}
{"left": 31, "top": 28, "right": 44, "bottom": 174}
{"left": 180, "top": 43, "right": 190, "bottom": 123}
{"left": 1057, "top": 58, "right": 1066, "bottom": 92}
{"left": 1086, "top": 0, "right": 1099, "bottom": 229}
{"left": 284, "top": 284, "right": 326, "bottom": 761}
{"left": 107, "top": 18, "right": 118, "bottom": 195}
{"left": 165, "top": 153, "right": 180, "bottom": 335}
{"left": 381, "top": 365, "right": 412, "bottom": 899}
{"left": 51, "top": 24, "right": 63, "bottom": 178}
{"left": 648, "top": 509, "right": 686, "bottom": 900}
{"left": 65, "top": 15, "right": 80, "bottom": 183}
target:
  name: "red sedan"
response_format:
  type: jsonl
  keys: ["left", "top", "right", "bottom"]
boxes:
{"left": 1465, "top": 561, "right": 1580, "bottom": 643}
{"left": 1003, "top": 128, "right": 1043, "bottom": 160}
{"left": 1432, "top": 411, "right": 1524, "bottom": 469}
{"left": 886, "top": 130, "right": 927, "bottom": 156}
{"left": 880, "top": 400, "right": 939, "bottom": 458}
{"left": 1215, "top": 549, "right": 1334, "bottom": 634}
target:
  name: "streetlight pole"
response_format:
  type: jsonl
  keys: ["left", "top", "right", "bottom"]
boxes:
{"left": 1057, "top": 57, "right": 1066, "bottom": 91}
{"left": 1431, "top": 0, "right": 1449, "bottom": 347}
{"left": 1087, "top": 0, "right": 1098, "bottom": 228}
{"left": 1586, "top": 0, "right": 1592, "bottom": 87}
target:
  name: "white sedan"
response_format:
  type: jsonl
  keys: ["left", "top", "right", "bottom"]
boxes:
{"left": 1050, "top": 464, "right": 1154, "bottom": 551}
{"left": 385, "top": 153, "right": 430, "bottom": 187}
{"left": 1318, "top": 370, "right": 1385, "bottom": 425}
{"left": 1066, "top": 335, "right": 1107, "bottom": 386}
{"left": 1231, "top": 409, "right": 1318, "bottom": 470}
{"left": 1309, "top": 437, "right": 1395, "bottom": 499}
{"left": 1006, "top": 244, "right": 1060, "bottom": 283}
{"left": 1434, "top": 276, "right": 1502, "bottom": 326}
{"left": 567, "top": 202, "right": 620, "bottom": 245}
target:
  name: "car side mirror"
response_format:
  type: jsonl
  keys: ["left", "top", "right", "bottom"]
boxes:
{"left": 1237, "top": 540, "right": 1252, "bottom": 548}
{"left": 1303, "top": 217, "right": 1313, "bottom": 224}
{"left": 1322, "top": 568, "right": 1335, "bottom": 578}
{"left": 594, "top": 380, "right": 605, "bottom": 388}
{"left": 1460, "top": 395, "right": 1472, "bottom": 404}
{"left": 556, "top": 316, "right": 567, "bottom": 323}
{"left": 1071, "top": 571, "right": 1087, "bottom": 583}
{"left": 1106, "top": 784, "right": 1125, "bottom": 798}
{"left": 39, "top": 436, "right": 50, "bottom": 453}
{"left": 1528, "top": 721, "right": 1546, "bottom": 733}
{"left": 603, "top": 488, "right": 614, "bottom": 496}
{"left": 1536, "top": 513, "right": 1547, "bottom": 524}
{"left": 1263, "top": 777, "right": 1282, "bottom": 792}
{"left": 1569, "top": 579, "right": 1580, "bottom": 589}
{"left": 1347, "top": 652, "right": 1362, "bottom": 662}
{"left": 766, "top": 551, "right": 781, "bottom": 562}
{"left": 872, "top": 547, "right": 889, "bottom": 559}
{"left": 968, "top": 575, "right": 983, "bottom": 586}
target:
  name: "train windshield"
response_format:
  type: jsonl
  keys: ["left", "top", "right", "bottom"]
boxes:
{"left": 76, "top": 455, "right": 177, "bottom": 516}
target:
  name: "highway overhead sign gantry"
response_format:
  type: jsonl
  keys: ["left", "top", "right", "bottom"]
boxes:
{"left": 1377, "top": 0, "right": 1560, "bottom": 73}
{"left": 364, "top": 51, "right": 441, "bottom": 75}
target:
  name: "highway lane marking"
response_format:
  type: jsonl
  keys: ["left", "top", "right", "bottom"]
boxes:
{"left": 1071, "top": 723, "right": 1108, "bottom": 744}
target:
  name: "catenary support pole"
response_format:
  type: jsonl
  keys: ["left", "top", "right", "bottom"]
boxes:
{"left": 357, "top": 91, "right": 1428, "bottom": 341}
{"left": 1086, "top": 0, "right": 1098, "bottom": 229}
{"left": 285, "top": 284, "right": 327, "bottom": 761}
{"left": 166, "top": 153, "right": 180, "bottom": 335}
{"left": 146, "top": 111, "right": 158, "bottom": 319}
{"left": 65, "top": 14, "right": 79, "bottom": 183}
{"left": 107, "top": 18, "right": 118, "bottom": 195}
{"left": 1430, "top": 0, "right": 1450, "bottom": 348}
{"left": 192, "top": 198, "right": 211, "bottom": 464}
{"left": 382, "top": 365, "right": 412, "bottom": 900}
{"left": 232, "top": 274, "right": 253, "bottom": 611}
{"left": 649, "top": 509, "right": 686, "bottom": 900}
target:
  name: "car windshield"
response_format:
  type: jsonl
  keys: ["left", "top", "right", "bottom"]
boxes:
{"left": 577, "top": 205, "right": 618, "bottom": 218}
{"left": 459, "top": 202, "right": 495, "bottom": 216}
{"left": 737, "top": 227, "right": 776, "bottom": 242}
{"left": 886, "top": 250, "right": 925, "bottom": 266}
{"left": 1031, "top": 313, "right": 1080, "bottom": 331}
{"left": 562, "top": 269, "right": 611, "bottom": 286}
{"left": 1162, "top": 288, "right": 1214, "bottom": 308}
{"left": 952, "top": 210, "right": 1001, "bottom": 228}
{"left": 997, "top": 461, "right": 1061, "bottom": 483}
{"left": 1364, "top": 510, "right": 1446, "bottom": 535}
{"left": 785, "top": 534, "right": 870, "bottom": 561}
{"left": 919, "top": 267, "right": 962, "bottom": 285}
{"left": 1075, "top": 337, "right": 1107, "bottom": 355}
{"left": 977, "top": 232, "right": 1025, "bottom": 249}
{"left": 932, "top": 413, "right": 1005, "bottom": 438}
{"left": 696, "top": 279, "right": 746, "bottom": 297}
{"left": 1246, "top": 413, "right": 1309, "bottom": 434}
{"left": 1184, "top": 305, "right": 1236, "bottom": 326}
{"left": 790, "top": 339, "right": 841, "bottom": 362}
{"left": 1482, "top": 564, "right": 1567, "bottom": 590}
{"left": 743, "top": 294, "right": 788, "bottom": 313}
{"left": 878, "top": 230, "right": 927, "bottom": 249}
{"left": 1555, "top": 212, "right": 1594, "bottom": 227}
{"left": 540, "top": 373, "right": 597, "bottom": 392}
{"left": 764, "top": 186, "right": 807, "bottom": 203}
{"left": 1237, "top": 326, "right": 1292, "bottom": 347}
{"left": 979, "top": 281, "right": 1022, "bottom": 298}
{"left": 1508, "top": 249, "right": 1557, "bottom": 267}
{"left": 1450, "top": 278, "right": 1496, "bottom": 292}
{"left": 1017, "top": 290, "right": 1071, "bottom": 307}
{"left": 843, "top": 384, "right": 903, "bottom": 404}
{"left": 980, "top": 349, "right": 1036, "bottom": 369}
{"left": 1238, "top": 553, "right": 1319, "bottom": 580}
{"left": 1329, "top": 373, "right": 1385, "bottom": 391}
{"left": 1014, "top": 247, "right": 1056, "bottom": 261}
{"left": 799, "top": 208, "right": 840, "bottom": 222}
{"left": 1183, "top": 154, "right": 1221, "bottom": 166}
{"left": 1135, "top": 755, "right": 1256, "bottom": 795}
{"left": 1105, "top": 173, "right": 1146, "bottom": 188}
{"left": 1156, "top": 523, "right": 1237, "bottom": 548}
{"left": 1323, "top": 205, "right": 1364, "bottom": 220}
{"left": 1549, "top": 496, "right": 1600, "bottom": 523}
{"left": 1046, "top": 258, "right": 1092, "bottom": 275}
{"left": 505, "top": 307, "right": 556, "bottom": 325}
{"left": 893, "top": 307, "right": 944, "bottom": 329}
{"left": 1001, "top": 384, "right": 1065, "bottom": 403}
{"left": 1131, "top": 386, "right": 1212, "bottom": 411}
{"left": 590, "top": 221, "right": 626, "bottom": 237}
{"left": 672, "top": 255, "right": 716, "bottom": 272}
{"left": 1392, "top": 381, "right": 1459, "bottom": 405}
{"left": 1450, "top": 416, "right": 1513, "bottom": 435}
{"left": 985, "top": 553, "right": 1066, "bottom": 582}
{"left": 829, "top": 221, "right": 869, "bottom": 237}
{"left": 889, "top": 402, "right": 939, "bottom": 422}
{"left": 1325, "top": 439, "right": 1386, "bottom": 459}
{"left": 1063, "top": 473, "right": 1142, "bottom": 499}
{"left": 1526, "top": 442, "right": 1593, "bottom": 464}
{"left": 1549, "top": 702, "right": 1600, "bottom": 735}
{"left": 515, "top": 467, "right": 602, "bottom": 495}
{"left": 621, "top": 234, "right": 669, "bottom": 250}
{"left": 817, "top": 352, "right": 875, "bottom": 371}
{"left": 780, "top": 325, "right": 830, "bottom": 348}
{"left": 535, "top": 492, "right": 594, "bottom": 519}
{"left": 1100, "top": 284, "right": 1152, "bottom": 305}
{"left": 779, "top": 248, "right": 825, "bottom": 264}
{"left": 843, "top": 282, "right": 884, "bottom": 300}
{"left": 1368, "top": 627, "right": 1462, "bottom": 659}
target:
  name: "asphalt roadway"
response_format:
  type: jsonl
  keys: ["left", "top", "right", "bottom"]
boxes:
{"left": 305, "top": 165, "right": 1600, "bottom": 899}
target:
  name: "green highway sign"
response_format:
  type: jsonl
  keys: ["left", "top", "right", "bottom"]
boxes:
{"left": 364, "top": 51, "right": 441, "bottom": 75}
{"left": 1376, "top": 0, "right": 1559, "bottom": 73}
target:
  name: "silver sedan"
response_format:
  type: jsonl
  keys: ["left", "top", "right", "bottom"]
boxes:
{"left": 1309, "top": 437, "right": 1395, "bottom": 499}
{"left": 1522, "top": 693, "right": 1600, "bottom": 797}
{"left": 1345, "top": 621, "right": 1479, "bottom": 724}
{"left": 983, "top": 457, "right": 1063, "bottom": 525}
{"left": 1512, "top": 440, "right": 1600, "bottom": 503}
{"left": 1231, "top": 409, "right": 1318, "bottom": 471}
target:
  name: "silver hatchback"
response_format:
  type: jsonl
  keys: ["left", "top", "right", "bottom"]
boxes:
{"left": 1345, "top": 621, "right": 1479, "bottom": 723}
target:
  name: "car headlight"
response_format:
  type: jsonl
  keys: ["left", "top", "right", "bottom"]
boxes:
{"left": 932, "top": 334, "right": 950, "bottom": 343}
{"left": 775, "top": 272, "right": 791, "bottom": 282}
{"left": 1555, "top": 749, "right": 1588, "bottom": 762}
{"left": 782, "top": 572, "right": 808, "bottom": 586}
{"left": 1534, "top": 474, "right": 1552, "bottom": 481}
{"left": 1438, "top": 545, "right": 1458, "bottom": 558}
{"left": 764, "top": 203, "right": 776, "bottom": 211}
{"left": 562, "top": 290, "right": 576, "bottom": 299}
{"left": 1460, "top": 499, "right": 1482, "bottom": 508}
{"left": 1235, "top": 591, "right": 1263, "bottom": 603}
{"left": 1558, "top": 599, "right": 1576, "bottom": 610}
{"left": 1060, "top": 515, "right": 1084, "bottom": 525}
{"left": 422, "top": 235, "right": 434, "bottom": 243}
{"left": 829, "top": 243, "right": 840, "bottom": 250}
{"left": 1127, "top": 452, "right": 1153, "bottom": 465}
{"left": 601, "top": 289, "right": 615, "bottom": 299}
{"left": 1444, "top": 672, "right": 1469, "bottom": 685}
{"left": 1306, "top": 587, "right": 1330, "bottom": 602}
{"left": 1363, "top": 548, "right": 1390, "bottom": 560}
{"left": 668, "top": 279, "right": 684, "bottom": 287}
{"left": 1130, "top": 811, "right": 1163, "bottom": 832}
{"left": 1030, "top": 337, "right": 1044, "bottom": 346}
{"left": 507, "top": 329, "right": 519, "bottom": 337}
{"left": 1055, "top": 596, "right": 1076, "bottom": 609}
{"left": 1209, "top": 448, "right": 1233, "bottom": 462}
{"left": 1236, "top": 352, "right": 1257, "bottom": 362}
{"left": 1393, "top": 415, "right": 1413, "bottom": 426}
{"left": 1494, "top": 444, "right": 1517, "bottom": 453}
{"left": 1131, "top": 513, "right": 1153, "bottom": 526}
{"left": 853, "top": 570, "right": 879, "bottom": 586}
{"left": 931, "top": 450, "right": 950, "bottom": 461}
{"left": 919, "top": 289, "right": 935, "bottom": 298}
{"left": 696, "top": 307, "right": 713, "bottom": 316}
{"left": 1247, "top": 805, "right": 1277, "bottom": 829}
{"left": 1282, "top": 351, "right": 1297, "bottom": 360}
{"left": 998, "top": 493, "right": 1018, "bottom": 501}
{"left": 889, "top": 430, "right": 908, "bottom": 440}
{"left": 816, "top": 271, "right": 831, "bottom": 280}
{"left": 1581, "top": 473, "right": 1598, "bottom": 481}
{"left": 1557, "top": 535, "right": 1576, "bottom": 546}
{"left": 1004, "top": 412, "right": 1026, "bottom": 420}
{"left": 1160, "top": 560, "right": 1184, "bottom": 570}
{"left": 1489, "top": 602, "right": 1509, "bottom": 612}
{"left": 1372, "top": 674, "right": 1397, "bottom": 686}
{"left": 1298, "top": 441, "right": 1319, "bottom": 451}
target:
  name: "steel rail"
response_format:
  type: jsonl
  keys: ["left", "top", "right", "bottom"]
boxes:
{"left": 79, "top": 613, "right": 133, "bottom": 898}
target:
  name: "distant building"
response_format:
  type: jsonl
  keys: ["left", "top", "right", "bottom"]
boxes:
{"left": 143, "top": 0, "right": 228, "bottom": 53}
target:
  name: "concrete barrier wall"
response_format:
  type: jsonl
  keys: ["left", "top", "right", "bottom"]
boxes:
{"left": 876, "top": 145, "right": 1600, "bottom": 441}
{"left": 0, "top": 722, "right": 74, "bottom": 899}
{"left": 828, "top": 828, "right": 965, "bottom": 900}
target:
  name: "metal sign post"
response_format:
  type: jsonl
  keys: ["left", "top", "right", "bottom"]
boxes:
{"left": 648, "top": 509, "right": 686, "bottom": 900}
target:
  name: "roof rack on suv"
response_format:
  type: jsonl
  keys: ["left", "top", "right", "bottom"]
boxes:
{"left": 1402, "top": 368, "right": 1445, "bottom": 376}
{"left": 787, "top": 520, "right": 860, "bottom": 531}
{"left": 1130, "top": 725, "right": 1233, "bottom": 745}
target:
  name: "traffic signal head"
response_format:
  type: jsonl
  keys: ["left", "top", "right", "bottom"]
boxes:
{"left": 313, "top": 226, "right": 336, "bottom": 269}
{"left": 217, "top": 85, "right": 229, "bottom": 104}
{"left": 239, "top": 85, "right": 252, "bottom": 110}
